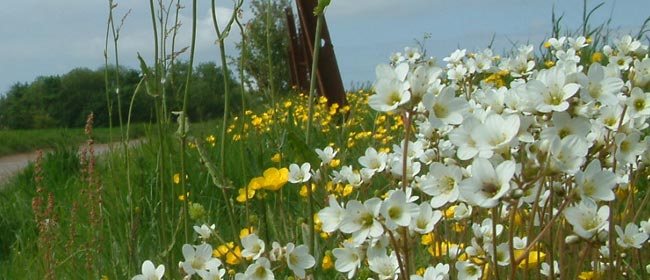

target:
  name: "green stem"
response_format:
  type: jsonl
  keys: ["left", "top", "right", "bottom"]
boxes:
{"left": 305, "top": 13, "right": 324, "bottom": 146}
{"left": 211, "top": 0, "right": 244, "bottom": 243}
{"left": 178, "top": 0, "right": 198, "bottom": 244}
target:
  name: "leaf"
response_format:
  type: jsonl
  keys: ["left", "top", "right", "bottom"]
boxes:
{"left": 195, "top": 139, "right": 231, "bottom": 189}
{"left": 137, "top": 53, "right": 157, "bottom": 97}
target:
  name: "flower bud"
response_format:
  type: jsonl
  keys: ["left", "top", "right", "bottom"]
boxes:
{"left": 565, "top": 234, "right": 580, "bottom": 244}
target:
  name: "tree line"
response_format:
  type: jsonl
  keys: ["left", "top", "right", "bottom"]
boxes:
{"left": 0, "top": 62, "right": 248, "bottom": 130}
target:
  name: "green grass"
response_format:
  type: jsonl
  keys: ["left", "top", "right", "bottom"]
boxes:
{"left": 0, "top": 125, "right": 147, "bottom": 157}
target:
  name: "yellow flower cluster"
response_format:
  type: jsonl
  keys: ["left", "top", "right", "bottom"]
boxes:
{"left": 226, "top": 90, "right": 374, "bottom": 143}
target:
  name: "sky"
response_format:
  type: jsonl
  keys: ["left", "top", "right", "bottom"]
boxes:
{"left": 0, "top": 0, "right": 648, "bottom": 95}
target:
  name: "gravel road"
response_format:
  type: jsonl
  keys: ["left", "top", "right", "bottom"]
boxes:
{"left": 0, "top": 140, "right": 140, "bottom": 187}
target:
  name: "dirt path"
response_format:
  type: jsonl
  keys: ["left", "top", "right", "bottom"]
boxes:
{"left": 0, "top": 140, "right": 141, "bottom": 187}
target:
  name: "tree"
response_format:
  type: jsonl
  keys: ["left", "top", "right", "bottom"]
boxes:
{"left": 237, "top": 0, "right": 291, "bottom": 96}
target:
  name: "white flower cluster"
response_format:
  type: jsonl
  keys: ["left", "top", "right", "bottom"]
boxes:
{"left": 314, "top": 34, "right": 650, "bottom": 278}
{"left": 133, "top": 34, "right": 650, "bottom": 280}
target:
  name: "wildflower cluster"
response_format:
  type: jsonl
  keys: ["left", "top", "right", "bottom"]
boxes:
{"left": 307, "top": 34, "right": 650, "bottom": 279}
{"left": 135, "top": 34, "right": 650, "bottom": 279}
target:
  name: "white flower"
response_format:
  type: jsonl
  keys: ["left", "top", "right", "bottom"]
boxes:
{"left": 540, "top": 261, "right": 560, "bottom": 277}
{"left": 563, "top": 200, "right": 609, "bottom": 239}
{"left": 422, "top": 86, "right": 468, "bottom": 129}
{"left": 574, "top": 159, "right": 616, "bottom": 202}
{"left": 193, "top": 224, "right": 216, "bottom": 241}
{"left": 540, "top": 112, "right": 592, "bottom": 143}
{"left": 410, "top": 203, "right": 442, "bottom": 234}
{"left": 288, "top": 162, "right": 311, "bottom": 183}
{"left": 549, "top": 135, "right": 589, "bottom": 175}
{"left": 404, "top": 47, "right": 422, "bottom": 63}
{"left": 454, "top": 202, "right": 473, "bottom": 220}
{"left": 459, "top": 158, "right": 515, "bottom": 208}
{"left": 380, "top": 189, "right": 419, "bottom": 230}
{"left": 596, "top": 104, "right": 627, "bottom": 130}
{"left": 181, "top": 244, "right": 223, "bottom": 279}
{"left": 339, "top": 198, "right": 384, "bottom": 245}
{"left": 578, "top": 62, "right": 622, "bottom": 106}
{"left": 614, "top": 35, "right": 642, "bottom": 55}
{"left": 528, "top": 67, "right": 580, "bottom": 113}
{"left": 268, "top": 242, "right": 283, "bottom": 262}
{"left": 408, "top": 64, "right": 442, "bottom": 99}
{"left": 132, "top": 260, "right": 165, "bottom": 280}
{"left": 314, "top": 146, "right": 337, "bottom": 165}
{"left": 388, "top": 158, "right": 421, "bottom": 181}
{"left": 449, "top": 116, "right": 483, "bottom": 160}
{"left": 455, "top": 260, "right": 482, "bottom": 280}
{"left": 615, "top": 132, "right": 645, "bottom": 165}
{"left": 568, "top": 36, "right": 589, "bottom": 50}
{"left": 332, "top": 241, "right": 364, "bottom": 279}
{"left": 443, "top": 49, "right": 466, "bottom": 67}
{"left": 418, "top": 162, "right": 462, "bottom": 208}
{"left": 285, "top": 243, "right": 315, "bottom": 279}
{"left": 626, "top": 87, "right": 650, "bottom": 118}
{"left": 368, "top": 252, "right": 400, "bottom": 280}
{"left": 318, "top": 195, "right": 345, "bottom": 233}
{"left": 633, "top": 57, "right": 650, "bottom": 87}
{"left": 369, "top": 64, "right": 411, "bottom": 112}
{"left": 615, "top": 223, "right": 649, "bottom": 249}
{"left": 241, "top": 233, "right": 265, "bottom": 260}
{"left": 640, "top": 218, "right": 650, "bottom": 234}
{"left": 473, "top": 113, "right": 520, "bottom": 157}
{"left": 244, "top": 257, "right": 274, "bottom": 280}
{"left": 358, "top": 147, "right": 388, "bottom": 175}
{"left": 547, "top": 37, "right": 566, "bottom": 50}
{"left": 472, "top": 218, "right": 503, "bottom": 243}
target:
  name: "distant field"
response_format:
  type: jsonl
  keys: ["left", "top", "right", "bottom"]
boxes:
{"left": 0, "top": 125, "right": 147, "bottom": 157}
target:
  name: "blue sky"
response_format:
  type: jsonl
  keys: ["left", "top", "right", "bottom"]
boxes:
{"left": 0, "top": 0, "right": 648, "bottom": 94}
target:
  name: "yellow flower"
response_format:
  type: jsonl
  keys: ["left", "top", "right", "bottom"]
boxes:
{"left": 271, "top": 153, "right": 282, "bottom": 163}
{"left": 341, "top": 184, "right": 354, "bottom": 197}
{"left": 214, "top": 242, "right": 242, "bottom": 265}
{"left": 239, "top": 227, "right": 255, "bottom": 239}
{"left": 173, "top": 173, "right": 188, "bottom": 184}
{"left": 236, "top": 188, "right": 255, "bottom": 202}
{"left": 329, "top": 158, "right": 341, "bottom": 168}
{"left": 578, "top": 270, "right": 603, "bottom": 280}
{"left": 514, "top": 250, "right": 545, "bottom": 269}
{"left": 322, "top": 253, "right": 333, "bottom": 270}
{"left": 251, "top": 176, "right": 269, "bottom": 190}
{"left": 443, "top": 205, "right": 456, "bottom": 219}
{"left": 416, "top": 267, "right": 426, "bottom": 276}
{"left": 545, "top": 60, "right": 555, "bottom": 68}
{"left": 178, "top": 192, "right": 189, "bottom": 201}
{"left": 299, "top": 184, "right": 312, "bottom": 197}
{"left": 421, "top": 232, "right": 435, "bottom": 245}
{"left": 205, "top": 134, "right": 217, "bottom": 146}
{"left": 428, "top": 241, "right": 462, "bottom": 257}
{"left": 260, "top": 167, "right": 289, "bottom": 191}
{"left": 592, "top": 52, "right": 603, "bottom": 63}
{"left": 543, "top": 41, "right": 552, "bottom": 48}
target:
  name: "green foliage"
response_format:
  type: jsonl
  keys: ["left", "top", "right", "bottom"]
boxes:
{"left": 237, "top": 0, "right": 291, "bottom": 95}
{"left": 0, "top": 62, "right": 242, "bottom": 129}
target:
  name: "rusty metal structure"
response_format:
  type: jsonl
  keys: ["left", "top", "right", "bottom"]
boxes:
{"left": 285, "top": 0, "right": 347, "bottom": 107}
